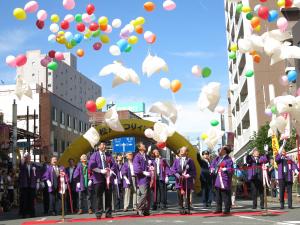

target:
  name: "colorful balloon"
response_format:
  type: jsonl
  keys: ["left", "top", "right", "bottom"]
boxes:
{"left": 163, "top": 0, "right": 176, "bottom": 11}
{"left": 271, "top": 106, "right": 277, "bottom": 114}
{"left": 136, "top": 17, "right": 145, "bottom": 25}
{"left": 265, "top": 108, "right": 272, "bottom": 117}
{"left": 157, "top": 142, "right": 166, "bottom": 149}
{"left": 76, "top": 49, "right": 85, "bottom": 57}
{"left": 109, "top": 45, "right": 121, "bottom": 56}
{"left": 47, "top": 61, "right": 58, "bottom": 71}
{"left": 277, "top": 17, "right": 288, "bottom": 32}
{"left": 144, "top": 31, "right": 156, "bottom": 44}
{"left": 48, "top": 50, "right": 56, "bottom": 58}
{"left": 210, "top": 120, "right": 219, "bottom": 127}
{"left": 160, "top": 78, "right": 171, "bottom": 89}
{"left": 117, "top": 39, "right": 129, "bottom": 52}
{"left": 253, "top": 54, "right": 261, "bottom": 63}
{"left": 268, "top": 10, "right": 278, "bottom": 22}
{"left": 192, "top": 65, "right": 202, "bottom": 77}
{"left": 98, "top": 16, "right": 108, "bottom": 25}
{"left": 50, "top": 23, "right": 59, "bottom": 33}
{"left": 86, "top": 100, "right": 97, "bottom": 112}
{"left": 215, "top": 106, "right": 225, "bottom": 114}
{"left": 245, "top": 70, "right": 254, "bottom": 77}
{"left": 112, "top": 19, "right": 122, "bottom": 28}
{"left": 93, "top": 42, "right": 102, "bottom": 51}
{"left": 60, "top": 20, "right": 70, "bottom": 30}
{"left": 36, "top": 20, "right": 45, "bottom": 29}
{"left": 50, "top": 14, "right": 60, "bottom": 23}
{"left": 64, "top": 14, "right": 74, "bottom": 23}
{"left": 144, "top": 128, "right": 154, "bottom": 139}
{"left": 55, "top": 52, "right": 65, "bottom": 61}
{"left": 251, "top": 17, "right": 260, "bottom": 28}
{"left": 86, "top": 4, "right": 95, "bottom": 15}
{"left": 287, "top": 70, "right": 298, "bottom": 82}
{"left": 82, "top": 13, "right": 92, "bottom": 23}
{"left": 236, "top": 3, "right": 243, "bottom": 13}
{"left": 258, "top": 6, "right": 269, "bottom": 20}
{"left": 100, "top": 35, "right": 110, "bottom": 44}
{"left": 40, "top": 56, "right": 51, "bottom": 67}
{"left": 144, "top": 2, "right": 156, "bottom": 12}
{"left": 76, "top": 23, "right": 85, "bottom": 32}
{"left": 75, "top": 14, "right": 82, "bottom": 23}
{"left": 285, "top": 0, "right": 293, "bottom": 8}
{"left": 201, "top": 133, "right": 208, "bottom": 140}
{"left": 13, "top": 8, "right": 27, "bottom": 20}
{"left": 246, "top": 12, "right": 254, "bottom": 20}
{"left": 89, "top": 22, "right": 99, "bottom": 31}
{"left": 6, "top": 55, "right": 16, "bottom": 68}
{"left": 63, "top": 0, "right": 75, "bottom": 10}
{"left": 95, "top": 97, "right": 106, "bottom": 109}
{"left": 128, "top": 35, "right": 138, "bottom": 45}
{"left": 15, "top": 54, "right": 27, "bottom": 67}
{"left": 170, "top": 80, "right": 182, "bottom": 93}
{"left": 202, "top": 67, "right": 212, "bottom": 78}
{"left": 37, "top": 10, "right": 47, "bottom": 21}
{"left": 24, "top": 1, "right": 39, "bottom": 13}
{"left": 229, "top": 52, "right": 236, "bottom": 60}
{"left": 74, "top": 33, "right": 83, "bottom": 43}
{"left": 135, "top": 25, "right": 144, "bottom": 34}
{"left": 279, "top": 75, "right": 289, "bottom": 86}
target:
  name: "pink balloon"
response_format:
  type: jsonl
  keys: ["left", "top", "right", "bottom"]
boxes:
{"left": 37, "top": 10, "right": 47, "bottom": 21}
{"left": 215, "top": 106, "right": 225, "bottom": 114}
{"left": 6, "top": 55, "right": 16, "bottom": 68}
{"left": 40, "top": 56, "right": 51, "bottom": 67}
{"left": 82, "top": 13, "right": 92, "bottom": 23}
{"left": 265, "top": 108, "right": 272, "bottom": 117}
{"left": 104, "top": 25, "right": 112, "bottom": 34}
{"left": 64, "top": 14, "right": 74, "bottom": 23}
{"left": 15, "top": 54, "right": 27, "bottom": 67}
{"left": 279, "top": 75, "right": 289, "bottom": 86}
{"left": 55, "top": 52, "right": 65, "bottom": 61}
{"left": 277, "top": 17, "right": 288, "bottom": 32}
{"left": 24, "top": 1, "right": 39, "bottom": 13}
{"left": 163, "top": 0, "right": 176, "bottom": 11}
{"left": 296, "top": 88, "right": 300, "bottom": 96}
{"left": 63, "top": 0, "right": 76, "bottom": 10}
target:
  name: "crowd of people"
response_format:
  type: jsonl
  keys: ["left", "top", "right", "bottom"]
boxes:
{"left": 0, "top": 141, "right": 299, "bottom": 219}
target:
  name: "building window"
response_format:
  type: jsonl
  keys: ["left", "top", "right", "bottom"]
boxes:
{"left": 67, "top": 142, "right": 70, "bottom": 147}
{"left": 61, "top": 140, "right": 65, "bottom": 153}
{"left": 73, "top": 117, "right": 77, "bottom": 130}
{"left": 54, "top": 138, "right": 58, "bottom": 152}
{"left": 79, "top": 121, "right": 83, "bottom": 132}
{"left": 52, "top": 107, "right": 57, "bottom": 122}
{"left": 67, "top": 114, "right": 71, "bottom": 127}
{"left": 48, "top": 72, "right": 52, "bottom": 76}
{"left": 85, "top": 123, "right": 88, "bottom": 132}
{"left": 32, "top": 73, "right": 35, "bottom": 77}
{"left": 60, "top": 111, "right": 65, "bottom": 125}
{"left": 47, "top": 84, "right": 52, "bottom": 88}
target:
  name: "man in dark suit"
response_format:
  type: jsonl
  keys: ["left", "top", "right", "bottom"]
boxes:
{"left": 66, "top": 158, "right": 77, "bottom": 213}
{"left": 199, "top": 150, "right": 212, "bottom": 208}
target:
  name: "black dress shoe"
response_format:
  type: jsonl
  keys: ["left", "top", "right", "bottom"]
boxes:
{"left": 143, "top": 211, "right": 150, "bottom": 216}
{"left": 185, "top": 209, "right": 191, "bottom": 215}
{"left": 179, "top": 209, "right": 185, "bottom": 215}
{"left": 213, "top": 211, "right": 222, "bottom": 214}
{"left": 288, "top": 206, "right": 294, "bottom": 209}
{"left": 106, "top": 214, "right": 112, "bottom": 218}
{"left": 223, "top": 211, "right": 230, "bottom": 216}
{"left": 260, "top": 207, "right": 265, "bottom": 210}
{"left": 95, "top": 211, "right": 102, "bottom": 219}
{"left": 252, "top": 206, "right": 257, "bottom": 209}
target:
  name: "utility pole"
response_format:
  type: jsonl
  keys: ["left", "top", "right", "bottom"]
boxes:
{"left": 12, "top": 100, "right": 17, "bottom": 169}
{"left": 27, "top": 106, "right": 30, "bottom": 153}
{"left": 33, "top": 109, "right": 36, "bottom": 162}
{"left": 221, "top": 114, "right": 226, "bottom": 146}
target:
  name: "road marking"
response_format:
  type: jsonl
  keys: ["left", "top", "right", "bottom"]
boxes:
{"left": 237, "top": 216, "right": 255, "bottom": 220}
{"left": 173, "top": 220, "right": 185, "bottom": 223}
{"left": 36, "top": 218, "right": 47, "bottom": 221}
{"left": 282, "top": 222, "right": 300, "bottom": 224}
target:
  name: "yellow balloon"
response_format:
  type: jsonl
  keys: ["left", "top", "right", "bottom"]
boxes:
{"left": 51, "top": 14, "right": 60, "bottom": 23}
{"left": 277, "top": 0, "right": 285, "bottom": 7}
{"left": 135, "top": 17, "right": 145, "bottom": 26}
{"left": 242, "top": 6, "right": 251, "bottom": 13}
{"left": 130, "top": 19, "right": 139, "bottom": 27}
{"left": 100, "top": 35, "right": 110, "bottom": 44}
{"left": 201, "top": 133, "right": 208, "bottom": 140}
{"left": 96, "top": 97, "right": 106, "bottom": 110}
{"left": 65, "top": 42, "right": 73, "bottom": 49}
{"left": 230, "top": 43, "right": 238, "bottom": 52}
{"left": 58, "top": 31, "right": 65, "bottom": 36}
{"left": 57, "top": 36, "right": 66, "bottom": 44}
{"left": 254, "top": 25, "right": 261, "bottom": 32}
{"left": 98, "top": 16, "right": 108, "bottom": 25}
{"left": 84, "top": 30, "right": 92, "bottom": 39}
{"left": 13, "top": 8, "right": 27, "bottom": 20}
{"left": 128, "top": 35, "right": 139, "bottom": 45}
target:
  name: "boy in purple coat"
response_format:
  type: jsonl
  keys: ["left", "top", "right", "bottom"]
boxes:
{"left": 210, "top": 145, "right": 233, "bottom": 215}
{"left": 275, "top": 149, "right": 299, "bottom": 209}
{"left": 171, "top": 146, "right": 196, "bottom": 215}
{"left": 121, "top": 152, "right": 137, "bottom": 211}
{"left": 150, "top": 145, "right": 170, "bottom": 210}
{"left": 19, "top": 153, "right": 41, "bottom": 218}
{"left": 73, "top": 154, "right": 94, "bottom": 214}
{"left": 133, "top": 142, "right": 152, "bottom": 216}
{"left": 88, "top": 142, "right": 117, "bottom": 219}
{"left": 246, "top": 148, "right": 268, "bottom": 209}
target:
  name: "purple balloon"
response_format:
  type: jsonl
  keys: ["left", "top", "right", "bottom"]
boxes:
{"left": 40, "top": 56, "right": 51, "bottom": 67}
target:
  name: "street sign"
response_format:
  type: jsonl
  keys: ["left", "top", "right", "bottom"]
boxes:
{"left": 112, "top": 137, "right": 136, "bottom": 153}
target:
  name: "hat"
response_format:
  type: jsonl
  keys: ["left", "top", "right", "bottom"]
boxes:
{"left": 202, "top": 150, "right": 210, "bottom": 156}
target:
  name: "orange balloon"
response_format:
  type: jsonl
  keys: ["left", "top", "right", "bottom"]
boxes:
{"left": 135, "top": 25, "right": 144, "bottom": 34}
{"left": 253, "top": 54, "right": 261, "bottom": 63}
{"left": 171, "top": 80, "right": 182, "bottom": 93}
{"left": 100, "top": 24, "right": 108, "bottom": 31}
{"left": 148, "top": 34, "right": 156, "bottom": 44}
{"left": 144, "top": 2, "right": 155, "bottom": 12}
{"left": 76, "top": 49, "right": 85, "bottom": 57}
{"left": 251, "top": 17, "right": 260, "bottom": 28}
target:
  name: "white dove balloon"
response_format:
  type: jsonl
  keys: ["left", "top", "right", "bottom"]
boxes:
{"left": 204, "top": 128, "right": 225, "bottom": 150}
{"left": 15, "top": 76, "right": 33, "bottom": 100}
{"left": 149, "top": 102, "right": 178, "bottom": 124}
{"left": 198, "top": 82, "right": 221, "bottom": 112}
{"left": 142, "top": 53, "right": 168, "bottom": 77}
{"left": 104, "top": 106, "right": 124, "bottom": 132}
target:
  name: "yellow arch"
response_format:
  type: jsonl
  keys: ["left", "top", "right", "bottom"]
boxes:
{"left": 59, "top": 119, "right": 201, "bottom": 192}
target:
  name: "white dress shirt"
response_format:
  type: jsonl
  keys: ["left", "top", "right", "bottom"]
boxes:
{"left": 181, "top": 157, "right": 186, "bottom": 171}
{"left": 129, "top": 161, "right": 134, "bottom": 176}
{"left": 156, "top": 158, "right": 160, "bottom": 175}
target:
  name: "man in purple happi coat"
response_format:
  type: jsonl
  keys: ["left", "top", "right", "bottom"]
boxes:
{"left": 88, "top": 142, "right": 117, "bottom": 219}
{"left": 65, "top": 158, "right": 78, "bottom": 213}
{"left": 133, "top": 142, "right": 152, "bottom": 216}
{"left": 246, "top": 148, "right": 269, "bottom": 209}
{"left": 210, "top": 145, "right": 233, "bottom": 215}
{"left": 19, "top": 153, "right": 41, "bottom": 218}
{"left": 171, "top": 146, "right": 196, "bottom": 215}
{"left": 276, "top": 149, "right": 299, "bottom": 209}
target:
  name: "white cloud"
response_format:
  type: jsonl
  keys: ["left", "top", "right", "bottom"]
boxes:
{"left": 0, "top": 29, "right": 34, "bottom": 55}
{"left": 170, "top": 51, "right": 219, "bottom": 58}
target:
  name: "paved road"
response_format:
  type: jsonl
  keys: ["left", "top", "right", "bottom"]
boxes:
{"left": 1, "top": 192, "right": 300, "bottom": 225}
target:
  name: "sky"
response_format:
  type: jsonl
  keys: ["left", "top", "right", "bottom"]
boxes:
{"left": 0, "top": 0, "right": 229, "bottom": 140}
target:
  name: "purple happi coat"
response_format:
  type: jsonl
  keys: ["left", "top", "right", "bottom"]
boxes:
{"left": 171, "top": 157, "right": 196, "bottom": 190}
{"left": 133, "top": 152, "right": 151, "bottom": 186}
{"left": 88, "top": 151, "right": 117, "bottom": 185}
{"left": 275, "top": 154, "right": 299, "bottom": 183}
{"left": 153, "top": 157, "right": 171, "bottom": 181}
{"left": 246, "top": 155, "right": 268, "bottom": 181}
{"left": 121, "top": 161, "right": 136, "bottom": 188}
{"left": 210, "top": 155, "right": 233, "bottom": 190}
{"left": 19, "top": 162, "right": 41, "bottom": 189}
{"left": 73, "top": 162, "right": 92, "bottom": 192}
{"left": 42, "top": 165, "right": 66, "bottom": 193}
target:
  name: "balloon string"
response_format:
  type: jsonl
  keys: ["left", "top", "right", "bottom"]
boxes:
{"left": 171, "top": 92, "right": 177, "bottom": 105}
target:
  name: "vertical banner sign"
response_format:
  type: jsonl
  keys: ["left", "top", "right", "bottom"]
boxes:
{"left": 272, "top": 135, "right": 279, "bottom": 169}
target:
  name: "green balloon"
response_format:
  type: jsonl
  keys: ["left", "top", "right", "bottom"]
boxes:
{"left": 210, "top": 120, "right": 219, "bottom": 127}
{"left": 202, "top": 67, "right": 212, "bottom": 78}
{"left": 71, "top": 39, "right": 77, "bottom": 47}
{"left": 245, "top": 70, "right": 254, "bottom": 78}
{"left": 246, "top": 12, "right": 253, "bottom": 20}
{"left": 236, "top": 3, "right": 243, "bottom": 13}
{"left": 92, "top": 30, "right": 101, "bottom": 37}
{"left": 271, "top": 106, "right": 277, "bottom": 114}
{"left": 47, "top": 61, "right": 58, "bottom": 71}
{"left": 75, "top": 14, "right": 82, "bottom": 23}
{"left": 229, "top": 51, "right": 236, "bottom": 60}
{"left": 125, "top": 44, "right": 132, "bottom": 53}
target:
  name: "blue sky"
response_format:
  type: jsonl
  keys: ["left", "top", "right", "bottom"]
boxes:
{"left": 0, "top": 0, "right": 228, "bottom": 138}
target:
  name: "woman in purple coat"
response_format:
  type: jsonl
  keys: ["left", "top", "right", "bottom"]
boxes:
{"left": 210, "top": 145, "right": 233, "bottom": 215}
{"left": 171, "top": 146, "right": 196, "bottom": 215}
{"left": 275, "top": 149, "right": 299, "bottom": 209}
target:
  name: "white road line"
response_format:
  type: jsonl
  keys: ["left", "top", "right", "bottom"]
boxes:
{"left": 282, "top": 222, "right": 300, "bottom": 224}
{"left": 173, "top": 220, "right": 185, "bottom": 223}
{"left": 36, "top": 218, "right": 47, "bottom": 221}
{"left": 237, "top": 216, "right": 255, "bottom": 220}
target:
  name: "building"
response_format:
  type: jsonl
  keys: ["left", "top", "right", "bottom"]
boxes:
{"left": 0, "top": 50, "right": 101, "bottom": 161}
{"left": 224, "top": 1, "right": 286, "bottom": 159}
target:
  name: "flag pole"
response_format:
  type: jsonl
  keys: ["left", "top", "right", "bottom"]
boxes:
{"left": 61, "top": 192, "right": 65, "bottom": 222}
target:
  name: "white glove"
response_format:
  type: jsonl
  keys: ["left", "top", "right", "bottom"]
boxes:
{"left": 295, "top": 170, "right": 299, "bottom": 176}
{"left": 76, "top": 182, "right": 80, "bottom": 189}
{"left": 148, "top": 160, "right": 152, "bottom": 165}
{"left": 221, "top": 168, "right": 227, "bottom": 172}
{"left": 183, "top": 174, "right": 190, "bottom": 179}
{"left": 124, "top": 176, "right": 130, "bottom": 185}
{"left": 93, "top": 168, "right": 102, "bottom": 173}
{"left": 114, "top": 179, "right": 118, "bottom": 185}
{"left": 88, "top": 180, "right": 93, "bottom": 187}
{"left": 36, "top": 183, "right": 40, "bottom": 190}
{"left": 101, "top": 169, "right": 107, "bottom": 174}
{"left": 46, "top": 180, "right": 52, "bottom": 187}
{"left": 143, "top": 171, "right": 151, "bottom": 177}
{"left": 165, "top": 176, "right": 169, "bottom": 184}
{"left": 40, "top": 182, "right": 45, "bottom": 189}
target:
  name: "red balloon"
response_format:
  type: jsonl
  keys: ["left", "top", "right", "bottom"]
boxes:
{"left": 15, "top": 54, "right": 27, "bottom": 67}
{"left": 259, "top": 0, "right": 267, "bottom": 2}
{"left": 258, "top": 6, "right": 269, "bottom": 20}
{"left": 93, "top": 42, "right": 102, "bottom": 51}
{"left": 48, "top": 50, "right": 56, "bottom": 58}
{"left": 86, "top": 100, "right": 97, "bottom": 112}
{"left": 36, "top": 20, "right": 45, "bottom": 30}
{"left": 285, "top": 0, "right": 293, "bottom": 7}
{"left": 76, "top": 23, "right": 86, "bottom": 32}
{"left": 156, "top": 142, "right": 166, "bottom": 149}
{"left": 60, "top": 20, "right": 70, "bottom": 30}
{"left": 89, "top": 22, "right": 99, "bottom": 31}
{"left": 86, "top": 4, "right": 95, "bottom": 15}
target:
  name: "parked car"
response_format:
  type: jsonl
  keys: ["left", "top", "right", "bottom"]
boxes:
{"left": 167, "top": 175, "right": 176, "bottom": 191}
